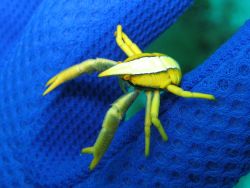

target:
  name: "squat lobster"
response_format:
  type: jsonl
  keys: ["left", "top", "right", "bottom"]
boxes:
{"left": 43, "top": 25, "right": 215, "bottom": 170}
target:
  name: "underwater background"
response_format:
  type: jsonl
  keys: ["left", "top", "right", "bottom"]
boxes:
{"left": 0, "top": 0, "right": 249, "bottom": 187}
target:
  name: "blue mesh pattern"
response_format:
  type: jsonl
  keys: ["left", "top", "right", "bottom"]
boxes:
{"left": 0, "top": 0, "right": 193, "bottom": 187}
{"left": 0, "top": 0, "right": 43, "bottom": 58}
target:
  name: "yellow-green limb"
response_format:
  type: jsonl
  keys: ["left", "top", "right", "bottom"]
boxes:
{"left": 151, "top": 90, "right": 168, "bottom": 141}
{"left": 144, "top": 91, "right": 152, "bottom": 157}
{"left": 144, "top": 90, "right": 168, "bottom": 157}
{"left": 115, "top": 25, "right": 142, "bottom": 57}
{"left": 43, "top": 58, "right": 117, "bottom": 96}
{"left": 167, "top": 85, "right": 215, "bottom": 100}
{"left": 81, "top": 90, "right": 140, "bottom": 170}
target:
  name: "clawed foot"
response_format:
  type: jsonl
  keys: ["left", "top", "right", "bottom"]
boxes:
{"left": 81, "top": 146, "right": 102, "bottom": 170}
{"left": 43, "top": 66, "right": 81, "bottom": 96}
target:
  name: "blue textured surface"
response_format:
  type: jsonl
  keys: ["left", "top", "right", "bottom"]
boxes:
{"left": 0, "top": 0, "right": 43, "bottom": 59}
{"left": 0, "top": 0, "right": 249, "bottom": 187}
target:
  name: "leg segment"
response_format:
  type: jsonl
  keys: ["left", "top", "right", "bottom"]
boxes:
{"left": 43, "top": 58, "right": 117, "bottom": 95}
{"left": 167, "top": 85, "right": 215, "bottom": 100}
{"left": 81, "top": 90, "right": 140, "bottom": 170}
{"left": 151, "top": 90, "right": 168, "bottom": 141}
{"left": 145, "top": 91, "right": 152, "bottom": 157}
{"left": 115, "top": 25, "right": 142, "bottom": 57}
{"left": 120, "top": 29, "right": 142, "bottom": 54}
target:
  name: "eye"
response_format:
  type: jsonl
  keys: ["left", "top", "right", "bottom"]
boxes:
{"left": 123, "top": 75, "right": 130, "bottom": 80}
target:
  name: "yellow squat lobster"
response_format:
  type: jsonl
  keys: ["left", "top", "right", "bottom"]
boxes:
{"left": 43, "top": 25, "right": 215, "bottom": 170}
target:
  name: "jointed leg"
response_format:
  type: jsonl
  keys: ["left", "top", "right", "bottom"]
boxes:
{"left": 145, "top": 91, "right": 152, "bottom": 157}
{"left": 115, "top": 25, "right": 142, "bottom": 57}
{"left": 167, "top": 85, "right": 215, "bottom": 100}
{"left": 120, "top": 29, "right": 142, "bottom": 54}
{"left": 151, "top": 90, "right": 168, "bottom": 141}
{"left": 81, "top": 90, "right": 140, "bottom": 170}
{"left": 43, "top": 58, "right": 117, "bottom": 95}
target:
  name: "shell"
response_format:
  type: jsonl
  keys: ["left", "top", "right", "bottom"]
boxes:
{"left": 98, "top": 55, "right": 180, "bottom": 77}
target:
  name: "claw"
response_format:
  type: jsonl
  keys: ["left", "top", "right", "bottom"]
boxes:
{"left": 43, "top": 59, "right": 117, "bottom": 96}
{"left": 81, "top": 147, "right": 101, "bottom": 170}
{"left": 81, "top": 147, "right": 94, "bottom": 154}
{"left": 43, "top": 78, "right": 63, "bottom": 96}
{"left": 43, "top": 66, "right": 79, "bottom": 96}
{"left": 80, "top": 91, "right": 139, "bottom": 170}
{"left": 46, "top": 75, "right": 57, "bottom": 86}
{"left": 89, "top": 156, "right": 101, "bottom": 170}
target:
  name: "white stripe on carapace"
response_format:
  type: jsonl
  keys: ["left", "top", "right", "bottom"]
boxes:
{"left": 99, "top": 56, "right": 180, "bottom": 77}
